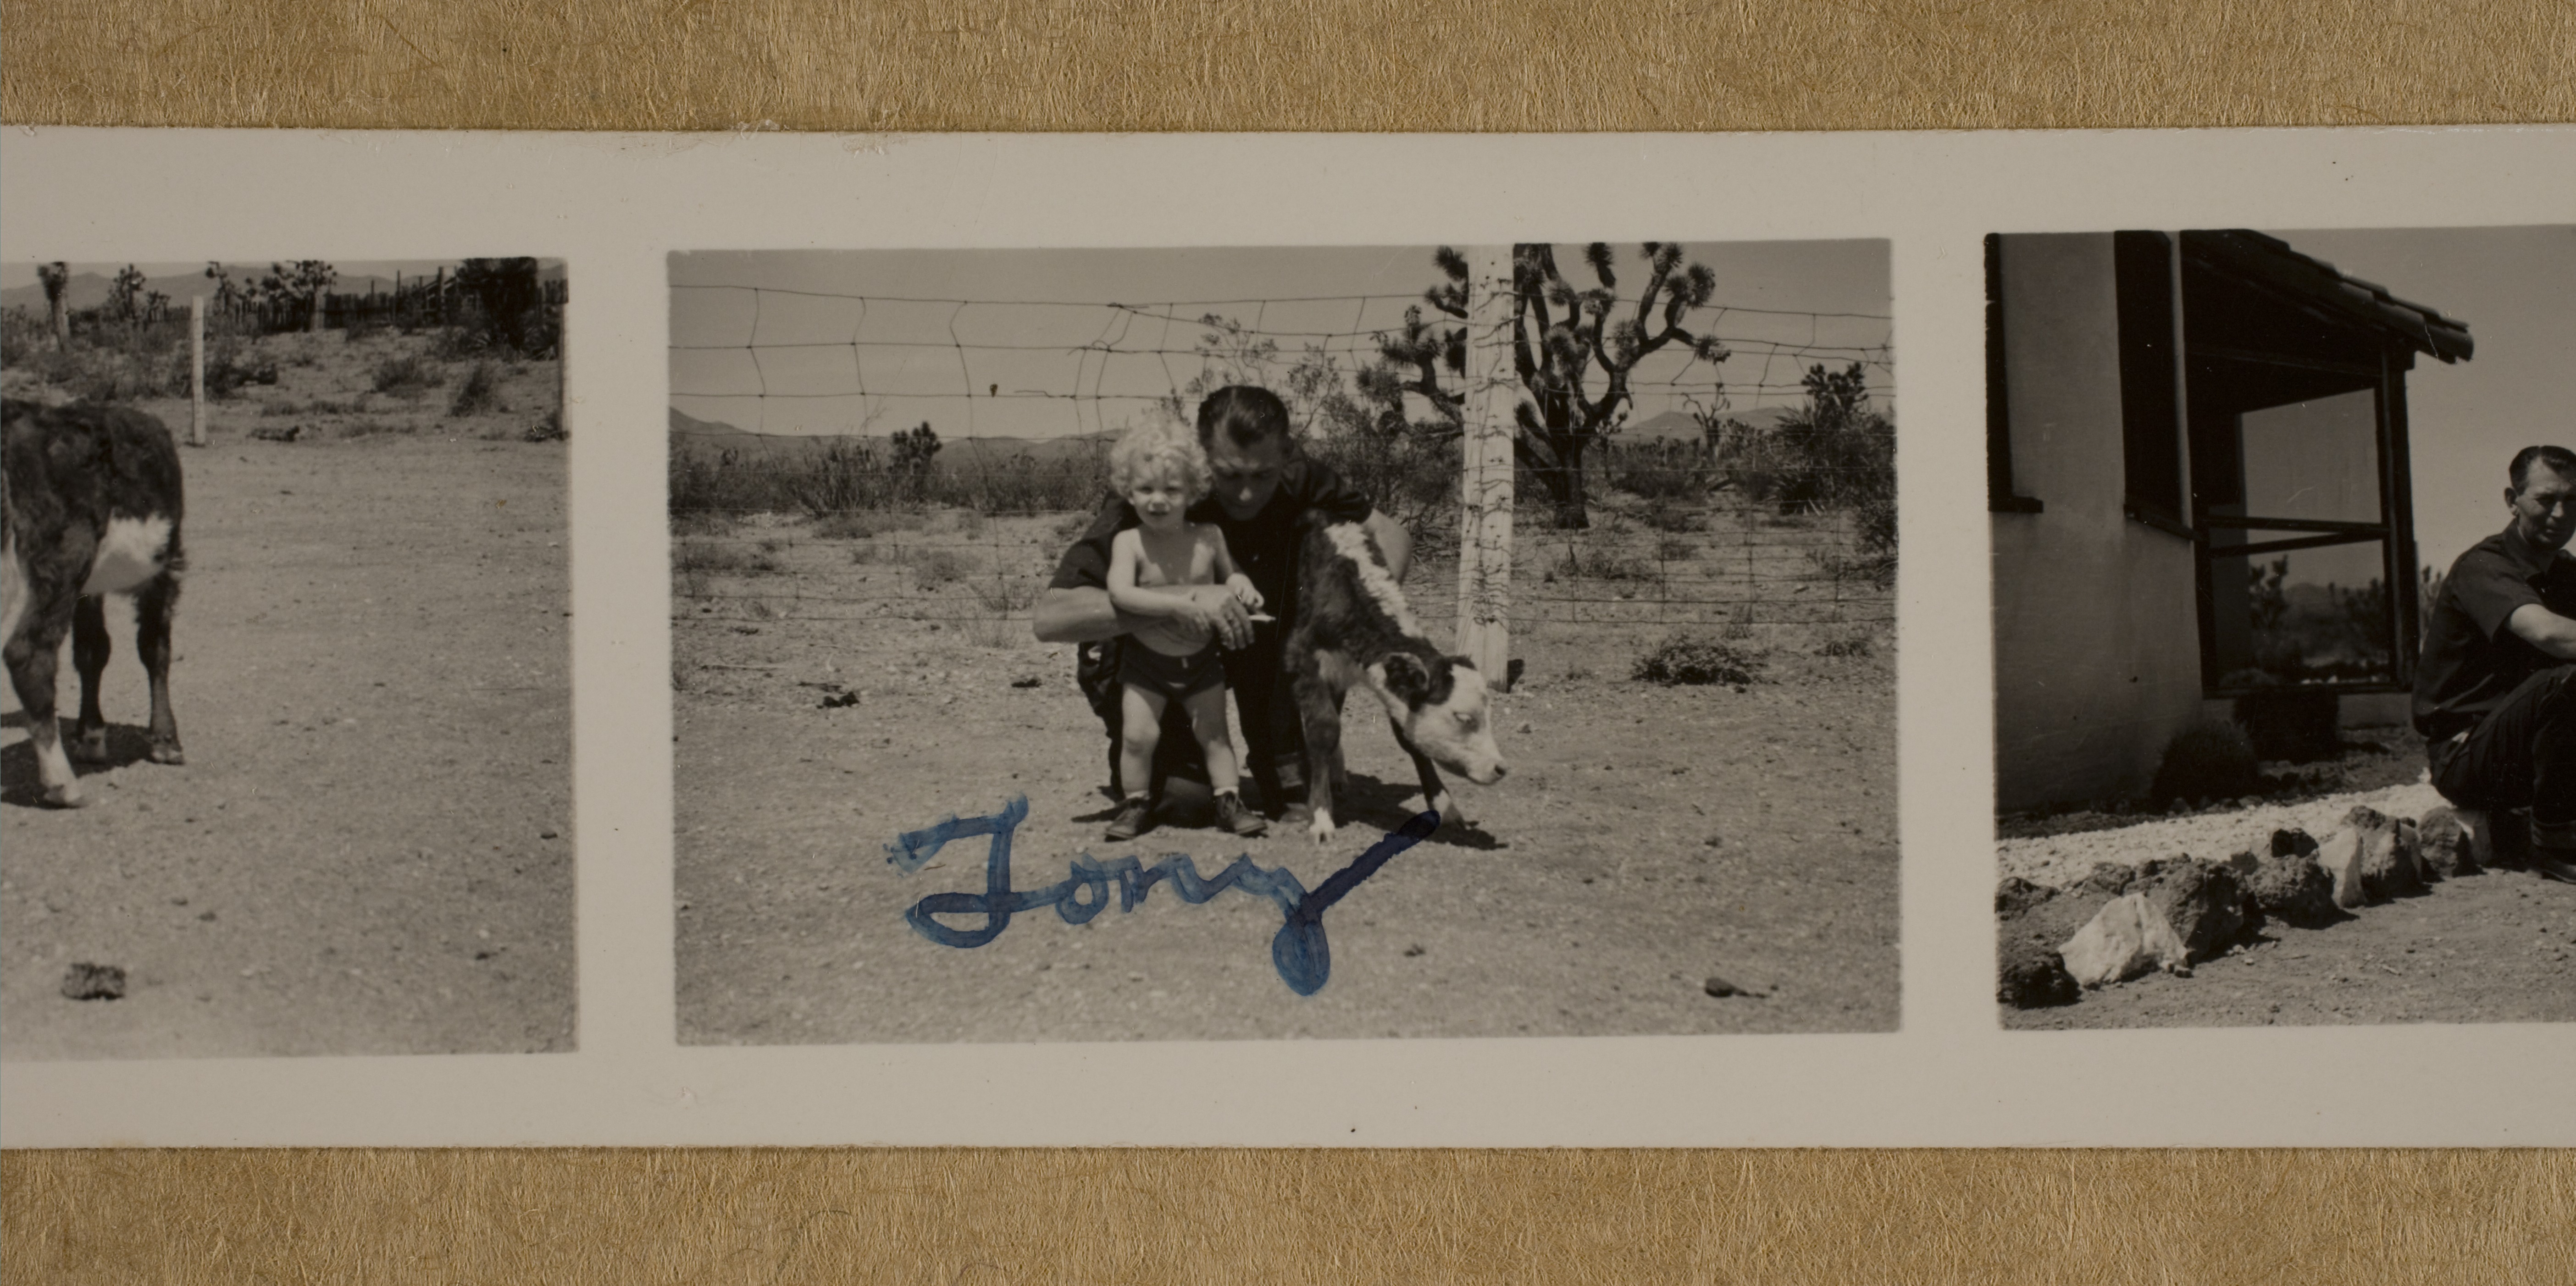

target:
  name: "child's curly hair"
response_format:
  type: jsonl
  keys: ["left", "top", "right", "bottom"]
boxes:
{"left": 1109, "top": 419, "right": 1211, "bottom": 502}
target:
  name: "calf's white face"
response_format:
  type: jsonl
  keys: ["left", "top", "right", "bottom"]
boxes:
{"left": 1373, "top": 654, "right": 1507, "bottom": 785}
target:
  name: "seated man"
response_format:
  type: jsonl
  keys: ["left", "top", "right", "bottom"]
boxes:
{"left": 2415, "top": 444, "right": 2576, "bottom": 883}
{"left": 1033, "top": 386, "right": 1413, "bottom": 820}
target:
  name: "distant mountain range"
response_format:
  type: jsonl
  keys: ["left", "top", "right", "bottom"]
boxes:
{"left": 669, "top": 407, "right": 1115, "bottom": 464}
{"left": 2, "top": 263, "right": 566, "bottom": 315}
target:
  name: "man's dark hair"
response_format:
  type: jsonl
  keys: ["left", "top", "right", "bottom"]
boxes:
{"left": 2510, "top": 445, "right": 2576, "bottom": 491}
{"left": 1197, "top": 386, "right": 1292, "bottom": 453}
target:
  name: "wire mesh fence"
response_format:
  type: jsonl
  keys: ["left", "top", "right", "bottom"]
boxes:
{"left": 669, "top": 278, "right": 1895, "bottom": 667}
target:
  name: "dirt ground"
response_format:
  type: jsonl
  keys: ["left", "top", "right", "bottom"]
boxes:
{"left": 1, "top": 331, "right": 573, "bottom": 1060}
{"left": 674, "top": 505, "right": 1898, "bottom": 1044}
{"left": 1999, "top": 759, "right": 2576, "bottom": 1029}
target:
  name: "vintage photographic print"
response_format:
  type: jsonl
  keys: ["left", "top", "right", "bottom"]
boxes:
{"left": 1991, "top": 226, "right": 2576, "bottom": 1028}
{"left": 670, "top": 242, "right": 1899, "bottom": 1043}
{"left": 1, "top": 257, "right": 574, "bottom": 1058}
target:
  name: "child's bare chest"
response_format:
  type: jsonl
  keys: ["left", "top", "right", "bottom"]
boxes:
{"left": 1130, "top": 529, "right": 1211, "bottom": 587}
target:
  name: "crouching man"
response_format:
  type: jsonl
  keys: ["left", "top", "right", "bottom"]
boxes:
{"left": 2416, "top": 444, "right": 2576, "bottom": 882}
{"left": 1032, "top": 386, "right": 1413, "bottom": 823}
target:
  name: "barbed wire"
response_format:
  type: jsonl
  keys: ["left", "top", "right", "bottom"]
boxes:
{"left": 669, "top": 280, "right": 1895, "bottom": 656}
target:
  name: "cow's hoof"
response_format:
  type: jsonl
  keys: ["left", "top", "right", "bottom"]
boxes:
{"left": 1429, "top": 791, "right": 1467, "bottom": 828}
{"left": 69, "top": 733, "right": 110, "bottom": 764}
{"left": 148, "top": 742, "right": 185, "bottom": 766}
{"left": 1308, "top": 812, "right": 1336, "bottom": 846}
{"left": 42, "top": 783, "right": 91, "bottom": 809}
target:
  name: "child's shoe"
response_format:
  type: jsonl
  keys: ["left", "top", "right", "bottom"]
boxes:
{"left": 1215, "top": 790, "right": 1267, "bottom": 838}
{"left": 1104, "top": 794, "right": 1153, "bottom": 842}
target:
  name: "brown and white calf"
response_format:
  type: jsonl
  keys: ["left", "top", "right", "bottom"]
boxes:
{"left": 1285, "top": 516, "right": 1506, "bottom": 846}
{"left": 2, "top": 399, "right": 187, "bottom": 808}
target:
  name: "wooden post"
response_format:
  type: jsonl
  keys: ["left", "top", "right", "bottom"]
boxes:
{"left": 188, "top": 295, "right": 207, "bottom": 447}
{"left": 1454, "top": 245, "right": 1517, "bottom": 690}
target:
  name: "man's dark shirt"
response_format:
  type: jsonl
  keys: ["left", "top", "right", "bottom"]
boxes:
{"left": 2415, "top": 524, "right": 2576, "bottom": 741}
{"left": 1046, "top": 455, "right": 1376, "bottom": 632}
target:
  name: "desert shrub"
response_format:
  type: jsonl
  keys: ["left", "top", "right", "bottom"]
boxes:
{"left": 448, "top": 360, "right": 503, "bottom": 416}
{"left": 193, "top": 337, "right": 280, "bottom": 400}
{"left": 1600, "top": 439, "right": 1715, "bottom": 502}
{"left": 1716, "top": 365, "right": 1895, "bottom": 580}
{"left": 1654, "top": 535, "right": 1698, "bottom": 563}
{"left": 1632, "top": 636, "right": 1764, "bottom": 686}
{"left": 970, "top": 571, "right": 1037, "bottom": 614}
{"left": 338, "top": 417, "right": 409, "bottom": 439}
{"left": 0, "top": 306, "right": 50, "bottom": 365}
{"left": 909, "top": 548, "right": 976, "bottom": 591}
{"left": 672, "top": 539, "right": 750, "bottom": 575}
{"left": 2148, "top": 720, "right": 2261, "bottom": 805}
{"left": 371, "top": 353, "right": 442, "bottom": 396}
{"left": 1637, "top": 498, "right": 1705, "bottom": 533}
{"left": 523, "top": 408, "right": 565, "bottom": 442}
{"left": 1818, "top": 629, "right": 1876, "bottom": 659}
{"left": 1549, "top": 544, "right": 1657, "bottom": 583}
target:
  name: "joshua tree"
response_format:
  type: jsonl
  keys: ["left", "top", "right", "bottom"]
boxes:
{"left": 37, "top": 262, "right": 70, "bottom": 348}
{"left": 1501, "top": 243, "right": 1730, "bottom": 529}
{"left": 263, "top": 260, "right": 338, "bottom": 333}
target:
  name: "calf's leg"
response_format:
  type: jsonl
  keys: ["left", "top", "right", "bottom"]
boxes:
{"left": 70, "top": 594, "right": 111, "bottom": 762}
{"left": 1390, "top": 719, "right": 1463, "bottom": 828}
{"left": 1292, "top": 670, "right": 1343, "bottom": 846}
{"left": 133, "top": 573, "right": 183, "bottom": 764}
{"left": 6, "top": 589, "right": 87, "bottom": 807}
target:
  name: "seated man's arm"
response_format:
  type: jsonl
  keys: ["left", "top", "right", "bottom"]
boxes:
{"left": 1365, "top": 509, "right": 1414, "bottom": 581}
{"left": 1032, "top": 584, "right": 1255, "bottom": 649}
{"left": 2507, "top": 602, "right": 2576, "bottom": 661}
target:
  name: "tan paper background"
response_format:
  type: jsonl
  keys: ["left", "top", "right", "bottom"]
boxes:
{"left": 3, "top": 0, "right": 2573, "bottom": 1280}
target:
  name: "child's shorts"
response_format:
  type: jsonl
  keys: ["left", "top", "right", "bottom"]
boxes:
{"left": 1119, "top": 640, "right": 1226, "bottom": 703}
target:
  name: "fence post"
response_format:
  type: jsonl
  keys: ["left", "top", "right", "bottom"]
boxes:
{"left": 188, "top": 295, "right": 207, "bottom": 447}
{"left": 1454, "top": 246, "right": 1517, "bottom": 690}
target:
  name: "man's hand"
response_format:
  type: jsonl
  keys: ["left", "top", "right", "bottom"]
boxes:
{"left": 1187, "top": 583, "right": 1257, "bottom": 650}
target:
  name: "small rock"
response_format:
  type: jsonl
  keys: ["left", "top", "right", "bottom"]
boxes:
{"left": 1994, "top": 876, "right": 2057, "bottom": 920}
{"left": 2133, "top": 856, "right": 2248, "bottom": 964}
{"left": 2417, "top": 806, "right": 2479, "bottom": 878}
{"left": 2242, "top": 849, "right": 2339, "bottom": 928}
{"left": 2060, "top": 892, "right": 2190, "bottom": 987}
{"left": 1998, "top": 937, "right": 2080, "bottom": 1008}
{"left": 2348, "top": 806, "right": 2423, "bottom": 900}
{"left": 2314, "top": 828, "right": 2368, "bottom": 909}
{"left": 2077, "top": 862, "right": 2136, "bottom": 900}
{"left": 819, "top": 691, "right": 859, "bottom": 709}
{"left": 1402, "top": 944, "right": 1425, "bottom": 958}
{"left": 1702, "top": 975, "right": 1747, "bottom": 998}
{"left": 1010, "top": 675, "right": 1042, "bottom": 689}
{"left": 61, "top": 963, "right": 127, "bottom": 1001}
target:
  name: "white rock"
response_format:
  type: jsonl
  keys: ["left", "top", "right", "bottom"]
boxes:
{"left": 2314, "top": 828, "right": 2368, "bottom": 909}
{"left": 2059, "top": 893, "right": 2191, "bottom": 988}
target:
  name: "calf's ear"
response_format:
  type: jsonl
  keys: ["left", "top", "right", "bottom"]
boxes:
{"left": 1381, "top": 653, "right": 1431, "bottom": 702}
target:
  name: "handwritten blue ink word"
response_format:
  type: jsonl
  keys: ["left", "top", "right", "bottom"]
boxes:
{"left": 886, "top": 795, "right": 1439, "bottom": 996}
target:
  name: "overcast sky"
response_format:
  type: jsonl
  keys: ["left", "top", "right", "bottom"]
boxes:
{"left": 2262, "top": 225, "right": 2576, "bottom": 576}
{"left": 668, "top": 243, "right": 1891, "bottom": 441}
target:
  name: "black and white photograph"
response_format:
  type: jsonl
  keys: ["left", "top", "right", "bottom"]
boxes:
{"left": 670, "top": 242, "right": 1900, "bottom": 1043}
{"left": 1, "top": 257, "right": 574, "bottom": 1058}
{"left": 1990, "top": 226, "right": 2576, "bottom": 1027}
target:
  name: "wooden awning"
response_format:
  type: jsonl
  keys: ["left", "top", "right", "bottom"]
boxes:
{"left": 2183, "top": 231, "right": 2475, "bottom": 364}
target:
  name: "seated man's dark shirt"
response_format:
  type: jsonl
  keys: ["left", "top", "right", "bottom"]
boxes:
{"left": 1047, "top": 455, "right": 1375, "bottom": 631}
{"left": 2415, "top": 525, "right": 2576, "bottom": 742}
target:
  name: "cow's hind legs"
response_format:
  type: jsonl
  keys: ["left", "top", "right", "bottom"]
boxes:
{"left": 7, "top": 594, "right": 87, "bottom": 807}
{"left": 70, "top": 594, "right": 111, "bottom": 762}
{"left": 1293, "top": 671, "right": 1342, "bottom": 846}
{"left": 134, "top": 574, "right": 183, "bottom": 764}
